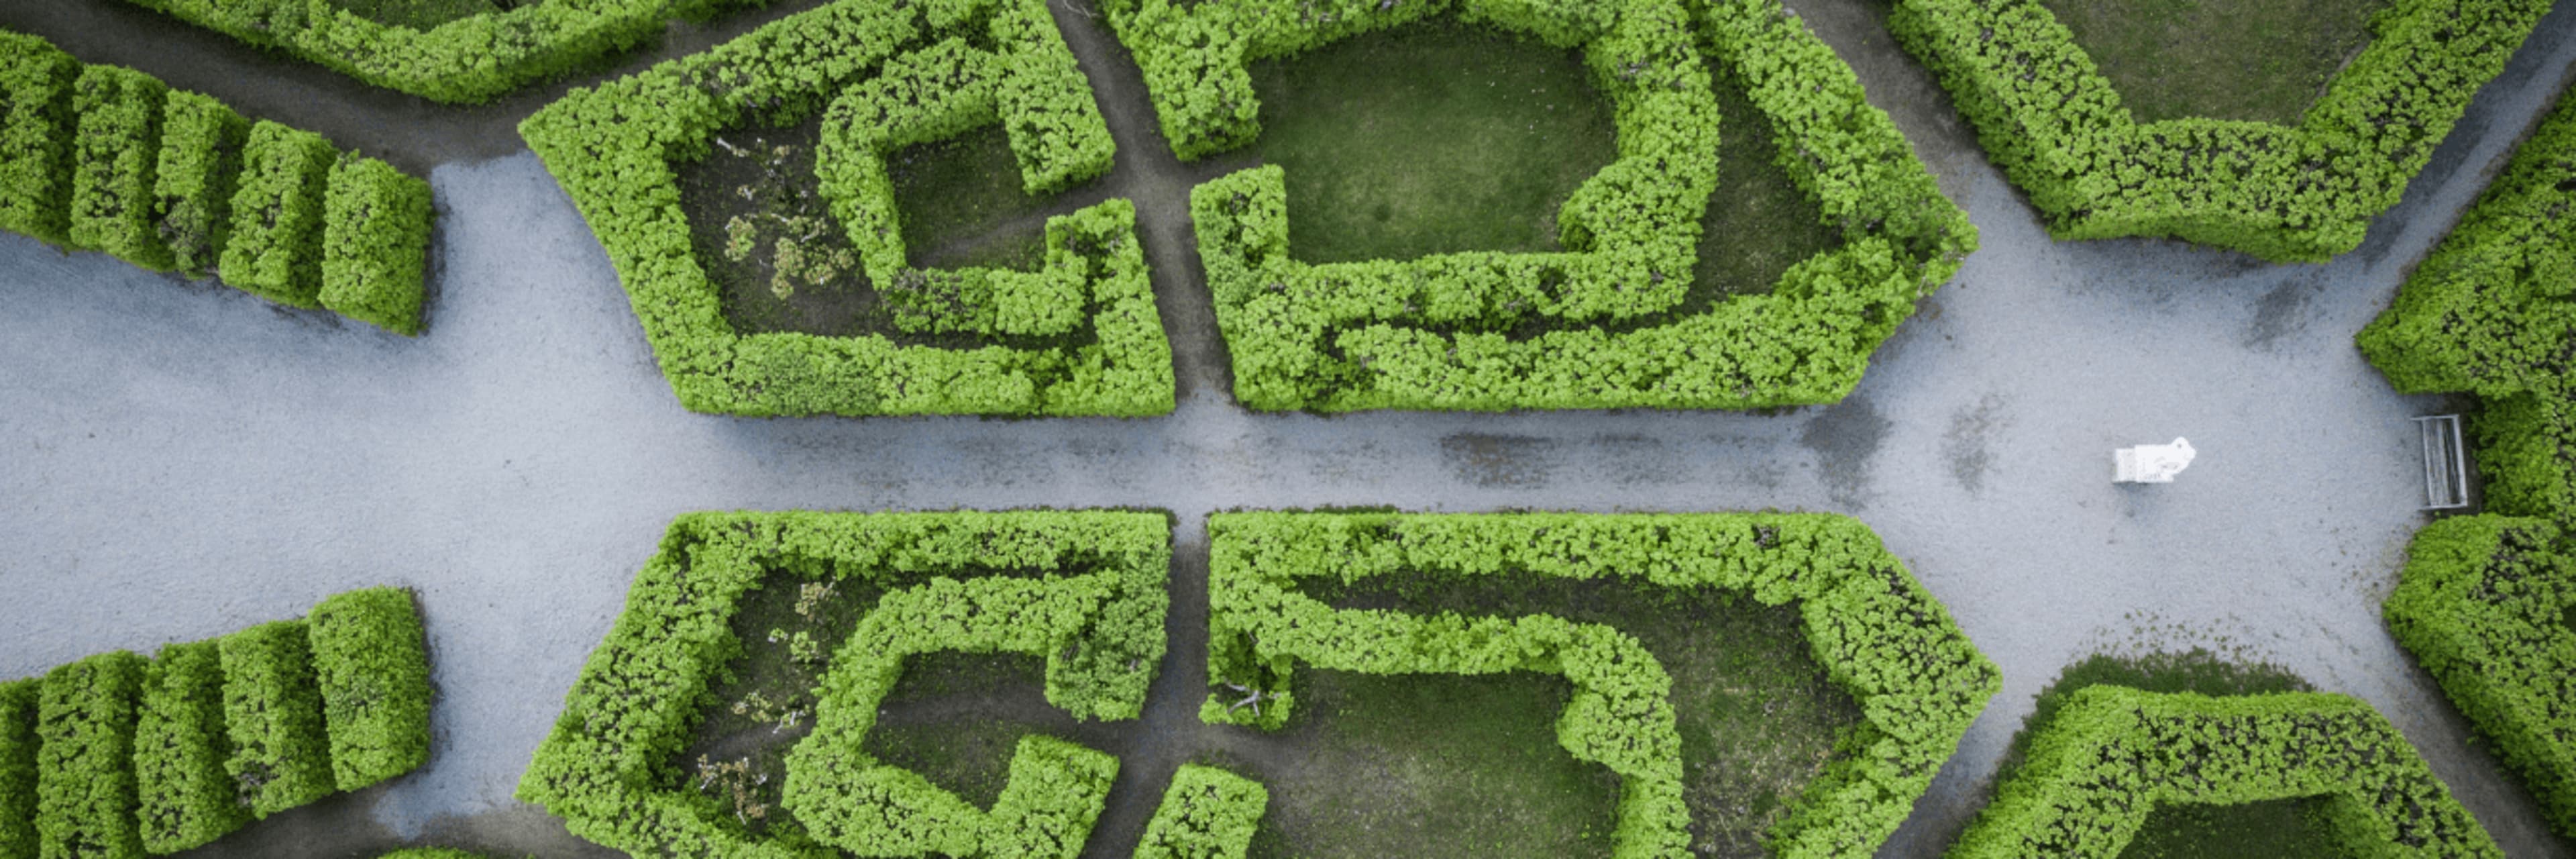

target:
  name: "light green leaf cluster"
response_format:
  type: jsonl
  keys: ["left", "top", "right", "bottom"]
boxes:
{"left": 1132, "top": 765, "right": 1267, "bottom": 859}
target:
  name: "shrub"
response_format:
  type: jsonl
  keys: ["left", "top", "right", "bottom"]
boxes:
{"left": 67, "top": 64, "right": 172, "bottom": 270}
{"left": 1, "top": 680, "right": 39, "bottom": 859}
{"left": 217, "top": 621, "right": 335, "bottom": 818}
{"left": 517, "top": 0, "right": 1174, "bottom": 417}
{"left": 151, "top": 91, "right": 248, "bottom": 279}
{"left": 34, "top": 651, "right": 147, "bottom": 859}
{"left": 519, "top": 511, "right": 1170, "bottom": 856}
{"left": 0, "top": 31, "right": 78, "bottom": 247}
{"left": 318, "top": 154, "right": 434, "bottom": 336}
{"left": 218, "top": 121, "right": 337, "bottom": 310}
{"left": 1132, "top": 764, "right": 1267, "bottom": 859}
{"left": 1120, "top": 0, "right": 1974, "bottom": 411}
{"left": 305, "top": 586, "right": 433, "bottom": 791}
{"left": 1949, "top": 687, "right": 2501, "bottom": 858}
{"left": 1203, "top": 512, "right": 1999, "bottom": 858}
{"left": 131, "top": 640, "right": 248, "bottom": 854}
{"left": 1888, "top": 0, "right": 2551, "bottom": 262}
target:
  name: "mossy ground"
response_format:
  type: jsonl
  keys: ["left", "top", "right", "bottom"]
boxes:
{"left": 2037, "top": 0, "right": 2391, "bottom": 125}
{"left": 331, "top": 0, "right": 510, "bottom": 30}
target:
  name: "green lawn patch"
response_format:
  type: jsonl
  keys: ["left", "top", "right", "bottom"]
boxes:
{"left": 329, "top": 0, "right": 509, "bottom": 31}
{"left": 2036, "top": 0, "right": 2390, "bottom": 125}
{"left": 2120, "top": 799, "right": 2357, "bottom": 859}
{"left": 1693, "top": 63, "right": 1838, "bottom": 301}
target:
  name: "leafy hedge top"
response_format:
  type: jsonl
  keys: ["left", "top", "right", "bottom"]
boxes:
{"left": 517, "top": 510, "right": 1171, "bottom": 856}
{"left": 519, "top": 0, "right": 1175, "bottom": 417}
{"left": 1890, "top": 0, "right": 2551, "bottom": 262}
{"left": 1949, "top": 687, "right": 2502, "bottom": 858}
{"left": 1204, "top": 511, "right": 1998, "bottom": 858}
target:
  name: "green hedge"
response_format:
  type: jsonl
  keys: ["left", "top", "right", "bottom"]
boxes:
{"left": 1204, "top": 512, "right": 1999, "bottom": 858}
{"left": 373, "top": 850, "right": 492, "bottom": 859}
{"left": 519, "top": 511, "right": 1171, "bottom": 856}
{"left": 1889, "top": 0, "right": 2549, "bottom": 262}
{"left": 35, "top": 652, "right": 147, "bottom": 859}
{"left": 1132, "top": 764, "right": 1267, "bottom": 859}
{"left": 68, "top": 65, "right": 172, "bottom": 271}
{"left": 121, "top": 0, "right": 767, "bottom": 104}
{"left": 1122, "top": 0, "right": 1973, "bottom": 411}
{"left": 305, "top": 586, "right": 433, "bottom": 792}
{"left": 1, "top": 680, "right": 40, "bottom": 859}
{"left": 217, "top": 620, "right": 336, "bottom": 818}
{"left": 131, "top": 640, "right": 247, "bottom": 854}
{"left": 217, "top": 121, "right": 336, "bottom": 311}
{"left": 519, "top": 0, "right": 1172, "bottom": 417}
{"left": 0, "top": 32, "right": 77, "bottom": 247}
{"left": 1949, "top": 687, "right": 2500, "bottom": 857}
{"left": 151, "top": 91, "right": 248, "bottom": 279}
{"left": 318, "top": 155, "right": 433, "bottom": 336}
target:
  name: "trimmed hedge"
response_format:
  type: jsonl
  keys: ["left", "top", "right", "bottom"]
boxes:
{"left": 1120, "top": 0, "right": 1974, "bottom": 411}
{"left": 1889, "top": 0, "right": 2550, "bottom": 262}
{"left": 35, "top": 652, "right": 147, "bottom": 859}
{"left": 217, "top": 621, "right": 337, "bottom": 819}
{"left": 152, "top": 91, "right": 248, "bottom": 279}
{"left": 519, "top": 511, "right": 1171, "bottom": 856}
{"left": 1, "top": 680, "right": 41, "bottom": 859}
{"left": 519, "top": 0, "right": 1173, "bottom": 417}
{"left": 305, "top": 586, "right": 432, "bottom": 792}
{"left": 131, "top": 641, "right": 246, "bottom": 854}
{"left": 1204, "top": 511, "right": 1999, "bottom": 858}
{"left": 1132, "top": 764, "right": 1267, "bottom": 859}
{"left": 1949, "top": 687, "right": 2500, "bottom": 858}
{"left": 68, "top": 65, "right": 172, "bottom": 271}
{"left": 318, "top": 155, "right": 433, "bottom": 335}
{"left": 218, "top": 122, "right": 337, "bottom": 311}
{"left": 121, "top": 0, "right": 767, "bottom": 104}
{"left": 0, "top": 32, "right": 78, "bottom": 248}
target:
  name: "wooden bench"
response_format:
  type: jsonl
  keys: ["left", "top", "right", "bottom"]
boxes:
{"left": 2415, "top": 415, "right": 2471, "bottom": 510}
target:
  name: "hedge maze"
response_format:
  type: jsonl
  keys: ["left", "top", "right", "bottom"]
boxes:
{"left": 0, "top": 30, "right": 435, "bottom": 335}
{"left": 1950, "top": 687, "right": 2502, "bottom": 858}
{"left": 0, "top": 587, "right": 432, "bottom": 857}
{"left": 521, "top": 0, "right": 1175, "bottom": 417}
{"left": 1890, "top": 0, "right": 2553, "bottom": 262}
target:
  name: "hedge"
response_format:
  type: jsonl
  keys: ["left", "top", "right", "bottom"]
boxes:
{"left": 1115, "top": 0, "right": 1974, "bottom": 411}
{"left": 519, "top": 511, "right": 1171, "bottom": 856}
{"left": 216, "top": 621, "right": 337, "bottom": 819}
{"left": 119, "top": 0, "right": 767, "bottom": 104}
{"left": 1, "top": 680, "right": 40, "bottom": 859}
{"left": 35, "top": 652, "right": 147, "bottom": 859}
{"left": 1132, "top": 764, "right": 1267, "bottom": 859}
{"left": 1889, "top": 0, "right": 2551, "bottom": 262}
{"left": 0, "top": 32, "right": 78, "bottom": 247}
{"left": 318, "top": 155, "right": 433, "bottom": 336}
{"left": 519, "top": 0, "right": 1172, "bottom": 417}
{"left": 68, "top": 65, "right": 172, "bottom": 271}
{"left": 1949, "top": 687, "right": 2501, "bottom": 857}
{"left": 131, "top": 641, "right": 246, "bottom": 854}
{"left": 1203, "top": 512, "right": 1999, "bottom": 858}
{"left": 217, "top": 122, "right": 337, "bottom": 311}
{"left": 373, "top": 850, "right": 492, "bottom": 859}
{"left": 305, "top": 586, "right": 433, "bottom": 792}
{"left": 151, "top": 91, "right": 248, "bottom": 279}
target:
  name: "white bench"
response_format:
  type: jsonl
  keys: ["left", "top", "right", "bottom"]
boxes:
{"left": 2415, "top": 415, "right": 2471, "bottom": 510}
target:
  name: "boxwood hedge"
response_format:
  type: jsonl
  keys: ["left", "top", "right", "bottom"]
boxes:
{"left": 217, "top": 620, "right": 337, "bottom": 819}
{"left": 131, "top": 640, "right": 245, "bottom": 854}
{"left": 319, "top": 156, "right": 434, "bottom": 336}
{"left": 0, "top": 32, "right": 78, "bottom": 248}
{"left": 519, "top": 0, "right": 1171, "bottom": 417}
{"left": 1132, "top": 764, "right": 1267, "bottom": 859}
{"left": 217, "top": 123, "right": 338, "bottom": 311}
{"left": 305, "top": 586, "right": 433, "bottom": 792}
{"left": 1889, "top": 0, "right": 2551, "bottom": 262}
{"left": 1204, "top": 511, "right": 1999, "bottom": 858}
{"left": 68, "top": 65, "right": 172, "bottom": 272}
{"left": 519, "top": 511, "right": 1171, "bottom": 856}
{"left": 0, "top": 680, "right": 35, "bottom": 858}
{"left": 1114, "top": 0, "right": 1973, "bottom": 411}
{"left": 35, "top": 652, "right": 148, "bottom": 859}
{"left": 1949, "top": 687, "right": 2500, "bottom": 857}
{"left": 152, "top": 91, "right": 248, "bottom": 280}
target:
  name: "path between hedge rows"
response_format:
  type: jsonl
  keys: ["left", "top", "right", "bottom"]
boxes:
{"left": 2, "top": 0, "right": 2574, "bottom": 856}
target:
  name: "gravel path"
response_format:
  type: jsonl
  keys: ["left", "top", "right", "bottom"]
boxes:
{"left": 2, "top": 0, "right": 2573, "bottom": 856}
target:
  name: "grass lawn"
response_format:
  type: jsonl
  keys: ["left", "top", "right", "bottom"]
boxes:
{"left": 1690, "top": 63, "right": 1839, "bottom": 302}
{"left": 2037, "top": 0, "right": 2390, "bottom": 125}
{"left": 1996, "top": 650, "right": 2355, "bottom": 859}
{"left": 331, "top": 0, "right": 508, "bottom": 30}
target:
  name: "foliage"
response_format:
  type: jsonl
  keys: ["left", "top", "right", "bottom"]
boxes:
{"left": 131, "top": 641, "right": 248, "bottom": 854}
{"left": 34, "top": 651, "right": 148, "bottom": 859}
{"left": 217, "top": 621, "right": 336, "bottom": 819}
{"left": 518, "top": 511, "right": 1171, "bottom": 856}
{"left": 0, "top": 680, "right": 35, "bottom": 859}
{"left": 518, "top": 0, "right": 1175, "bottom": 417}
{"left": 305, "top": 586, "right": 434, "bottom": 791}
{"left": 1947, "top": 687, "right": 2501, "bottom": 858}
{"left": 67, "top": 65, "right": 172, "bottom": 271}
{"left": 319, "top": 155, "right": 435, "bottom": 336}
{"left": 1133, "top": 764, "right": 1267, "bottom": 859}
{"left": 0, "top": 32, "right": 78, "bottom": 247}
{"left": 151, "top": 91, "right": 248, "bottom": 279}
{"left": 217, "top": 122, "right": 337, "bottom": 311}
{"left": 1203, "top": 511, "right": 1999, "bottom": 858}
{"left": 1120, "top": 0, "right": 1973, "bottom": 411}
{"left": 1888, "top": 0, "right": 2550, "bottom": 262}
{"left": 373, "top": 850, "right": 494, "bottom": 859}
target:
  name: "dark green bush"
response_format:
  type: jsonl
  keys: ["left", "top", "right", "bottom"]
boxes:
{"left": 132, "top": 640, "right": 248, "bottom": 854}
{"left": 152, "top": 91, "right": 248, "bottom": 279}
{"left": 1133, "top": 764, "right": 1267, "bottom": 859}
{"left": 519, "top": 511, "right": 1169, "bottom": 856}
{"left": 218, "top": 121, "right": 337, "bottom": 310}
{"left": 318, "top": 155, "right": 433, "bottom": 336}
{"left": 67, "top": 64, "right": 172, "bottom": 270}
{"left": 1949, "top": 687, "right": 2500, "bottom": 858}
{"left": 0, "top": 680, "right": 39, "bottom": 859}
{"left": 217, "top": 620, "right": 335, "bottom": 818}
{"left": 0, "top": 31, "right": 78, "bottom": 247}
{"left": 1889, "top": 0, "right": 2550, "bottom": 262}
{"left": 305, "top": 586, "right": 433, "bottom": 791}
{"left": 34, "top": 651, "right": 147, "bottom": 859}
